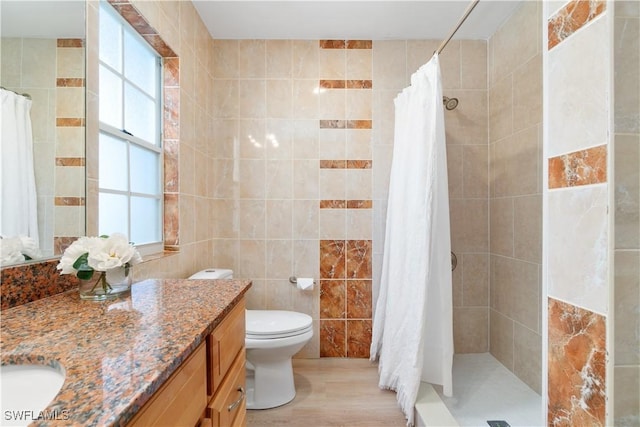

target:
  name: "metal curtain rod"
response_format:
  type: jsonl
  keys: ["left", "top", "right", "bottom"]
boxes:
{"left": 436, "top": 0, "right": 480, "bottom": 55}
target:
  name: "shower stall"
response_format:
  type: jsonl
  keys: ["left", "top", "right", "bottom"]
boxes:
{"left": 372, "top": 1, "right": 543, "bottom": 425}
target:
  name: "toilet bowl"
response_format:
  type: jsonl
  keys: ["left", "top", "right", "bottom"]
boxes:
{"left": 188, "top": 269, "right": 313, "bottom": 410}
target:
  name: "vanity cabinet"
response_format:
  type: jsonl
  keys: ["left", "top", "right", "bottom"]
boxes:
{"left": 206, "top": 298, "right": 246, "bottom": 427}
{"left": 128, "top": 298, "right": 246, "bottom": 427}
{"left": 127, "top": 343, "right": 207, "bottom": 427}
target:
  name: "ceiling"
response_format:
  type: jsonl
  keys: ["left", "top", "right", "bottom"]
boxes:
{"left": 192, "top": 1, "right": 523, "bottom": 41}
{"left": 1, "top": 1, "right": 85, "bottom": 38}
{"left": 1, "top": 1, "right": 522, "bottom": 42}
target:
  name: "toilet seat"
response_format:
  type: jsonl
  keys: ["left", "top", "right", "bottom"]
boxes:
{"left": 246, "top": 310, "right": 313, "bottom": 339}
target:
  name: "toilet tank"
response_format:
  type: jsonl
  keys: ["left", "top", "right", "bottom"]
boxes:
{"left": 188, "top": 268, "right": 233, "bottom": 280}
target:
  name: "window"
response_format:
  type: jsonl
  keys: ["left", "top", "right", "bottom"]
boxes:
{"left": 98, "top": 1, "right": 163, "bottom": 255}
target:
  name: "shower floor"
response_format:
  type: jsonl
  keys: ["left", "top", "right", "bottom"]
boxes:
{"left": 418, "top": 353, "right": 542, "bottom": 427}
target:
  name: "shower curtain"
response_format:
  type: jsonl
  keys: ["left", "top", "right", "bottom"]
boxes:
{"left": 370, "top": 54, "right": 453, "bottom": 426}
{"left": 0, "top": 88, "right": 39, "bottom": 244}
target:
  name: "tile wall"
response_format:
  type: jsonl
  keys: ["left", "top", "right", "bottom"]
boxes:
{"left": 545, "top": 0, "right": 610, "bottom": 425}
{"left": 487, "top": 1, "right": 543, "bottom": 393}
{"left": 208, "top": 39, "right": 374, "bottom": 358}
{"left": 613, "top": 1, "right": 640, "bottom": 425}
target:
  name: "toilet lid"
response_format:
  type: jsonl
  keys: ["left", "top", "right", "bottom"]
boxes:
{"left": 246, "top": 310, "right": 312, "bottom": 339}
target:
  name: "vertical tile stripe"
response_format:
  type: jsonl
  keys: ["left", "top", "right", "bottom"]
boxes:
{"left": 56, "top": 157, "right": 85, "bottom": 166}
{"left": 57, "top": 39, "right": 84, "bottom": 48}
{"left": 320, "top": 40, "right": 372, "bottom": 49}
{"left": 56, "top": 78, "right": 85, "bottom": 87}
{"left": 56, "top": 118, "right": 85, "bottom": 127}
{"left": 54, "top": 197, "right": 85, "bottom": 206}
{"left": 548, "top": 144, "right": 607, "bottom": 189}
{"left": 548, "top": 0, "right": 606, "bottom": 50}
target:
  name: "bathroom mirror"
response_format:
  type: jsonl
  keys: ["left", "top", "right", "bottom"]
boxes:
{"left": 0, "top": 1, "right": 86, "bottom": 266}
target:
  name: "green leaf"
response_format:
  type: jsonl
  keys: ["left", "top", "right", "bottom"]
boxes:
{"left": 77, "top": 268, "right": 94, "bottom": 280}
{"left": 72, "top": 253, "right": 90, "bottom": 270}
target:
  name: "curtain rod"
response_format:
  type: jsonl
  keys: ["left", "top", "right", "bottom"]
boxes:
{"left": 436, "top": 0, "right": 480, "bottom": 55}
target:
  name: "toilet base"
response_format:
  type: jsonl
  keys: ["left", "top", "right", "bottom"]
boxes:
{"left": 245, "top": 358, "right": 296, "bottom": 410}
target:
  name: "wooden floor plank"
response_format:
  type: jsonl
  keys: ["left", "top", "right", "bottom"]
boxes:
{"left": 247, "top": 358, "right": 407, "bottom": 426}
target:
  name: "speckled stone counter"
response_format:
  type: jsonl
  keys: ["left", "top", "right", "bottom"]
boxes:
{"left": 0, "top": 278, "right": 251, "bottom": 427}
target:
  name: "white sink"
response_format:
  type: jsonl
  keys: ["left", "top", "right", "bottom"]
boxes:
{"left": 0, "top": 364, "right": 65, "bottom": 426}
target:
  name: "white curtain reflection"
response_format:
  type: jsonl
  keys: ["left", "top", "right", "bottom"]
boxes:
{"left": 1, "top": 88, "right": 39, "bottom": 245}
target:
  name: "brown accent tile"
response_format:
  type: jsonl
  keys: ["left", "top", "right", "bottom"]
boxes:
{"left": 54, "top": 197, "right": 85, "bottom": 206}
{"left": 346, "top": 240, "right": 372, "bottom": 279}
{"left": 164, "top": 87, "right": 180, "bottom": 140}
{"left": 142, "top": 35, "right": 177, "bottom": 58}
{"left": 319, "top": 120, "right": 347, "bottom": 129}
{"left": 109, "top": 2, "right": 156, "bottom": 36}
{"left": 56, "top": 118, "right": 85, "bottom": 127}
{"left": 320, "top": 80, "right": 346, "bottom": 89}
{"left": 0, "top": 259, "right": 78, "bottom": 309}
{"left": 108, "top": 1, "right": 177, "bottom": 58}
{"left": 164, "top": 193, "right": 179, "bottom": 246}
{"left": 320, "top": 200, "right": 347, "bottom": 209}
{"left": 163, "top": 58, "right": 180, "bottom": 87}
{"left": 320, "top": 280, "right": 346, "bottom": 319}
{"left": 346, "top": 160, "right": 373, "bottom": 169}
{"left": 346, "top": 200, "right": 373, "bottom": 209}
{"left": 347, "top": 280, "right": 372, "bottom": 319}
{"left": 320, "top": 240, "right": 346, "bottom": 279}
{"left": 347, "top": 320, "right": 372, "bottom": 358}
{"left": 320, "top": 40, "right": 346, "bottom": 49}
{"left": 346, "top": 80, "right": 373, "bottom": 89}
{"left": 320, "top": 160, "right": 346, "bottom": 169}
{"left": 57, "top": 39, "right": 84, "bottom": 48}
{"left": 164, "top": 139, "right": 179, "bottom": 193}
{"left": 346, "top": 40, "right": 373, "bottom": 50}
{"left": 548, "top": 0, "right": 606, "bottom": 50}
{"left": 55, "top": 157, "right": 85, "bottom": 167}
{"left": 548, "top": 145, "right": 607, "bottom": 189}
{"left": 320, "top": 319, "right": 346, "bottom": 357}
{"left": 548, "top": 298, "right": 606, "bottom": 426}
{"left": 54, "top": 237, "right": 79, "bottom": 256}
{"left": 347, "top": 120, "right": 372, "bottom": 129}
{"left": 56, "top": 78, "right": 85, "bottom": 88}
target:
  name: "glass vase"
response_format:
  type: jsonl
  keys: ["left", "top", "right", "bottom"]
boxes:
{"left": 78, "top": 267, "right": 132, "bottom": 301}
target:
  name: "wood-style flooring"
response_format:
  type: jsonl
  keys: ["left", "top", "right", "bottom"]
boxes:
{"left": 246, "top": 358, "right": 407, "bottom": 427}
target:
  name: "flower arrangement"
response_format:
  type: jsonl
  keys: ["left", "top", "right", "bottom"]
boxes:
{"left": 57, "top": 233, "right": 142, "bottom": 297}
{"left": 0, "top": 235, "right": 42, "bottom": 266}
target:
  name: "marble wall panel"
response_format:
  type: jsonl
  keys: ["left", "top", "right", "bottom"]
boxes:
{"left": 548, "top": 184, "right": 608, "bottom": 315}
{"left": 548, "top": 298, "right": 606, "bottom": 426}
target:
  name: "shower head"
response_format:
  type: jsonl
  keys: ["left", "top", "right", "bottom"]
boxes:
{"left": 443, "top": 96, "right": 459, "bottom": 110}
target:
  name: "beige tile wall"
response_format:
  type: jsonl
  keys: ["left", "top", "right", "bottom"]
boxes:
{"left": 488, "top": 1, "right": 542, "bottom": 394}
{"left": 614, "top": 1, "right": 640, "bottom": 424}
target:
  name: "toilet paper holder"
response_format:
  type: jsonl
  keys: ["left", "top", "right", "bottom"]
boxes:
{"left": 289, "top": 276, "right": 316, "bottom": 286}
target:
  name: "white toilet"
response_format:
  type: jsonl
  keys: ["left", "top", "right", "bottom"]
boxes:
{"left": 188, "top": 269, "right": 313, "bottom": 410}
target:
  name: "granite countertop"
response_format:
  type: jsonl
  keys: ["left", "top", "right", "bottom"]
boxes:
{"left": 0, "top": 278, "right": 252, "bottom": 427}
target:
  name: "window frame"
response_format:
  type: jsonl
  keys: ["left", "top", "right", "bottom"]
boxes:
{"left": 98, "top": 1, "right": 164, "bottom": 256}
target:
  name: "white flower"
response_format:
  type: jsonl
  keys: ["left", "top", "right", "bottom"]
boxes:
{"left": 57, "top": 233, "right": 142, "bottom": 276}
{"left": 0, "top": 237, "right": 26, "bottom": 265}
{"left": 18, "top": 235, "right": 42, "bottom": 260}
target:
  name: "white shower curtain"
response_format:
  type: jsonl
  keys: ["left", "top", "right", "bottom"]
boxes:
{"left": 0, "top": 88, "right": 39, "bottom": 244}
{"left": 370, "top": 54, "right": 453, "bottom": 426}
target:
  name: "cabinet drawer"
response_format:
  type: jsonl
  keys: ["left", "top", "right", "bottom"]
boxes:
{"left": 128, "top": 343, "right": 207, "bottom": 427}
{"left": 208, "top": 300, "right": 245, "bottom": 395}
{"left": 208, "top": 351, "right": 246, "bottom": 427}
